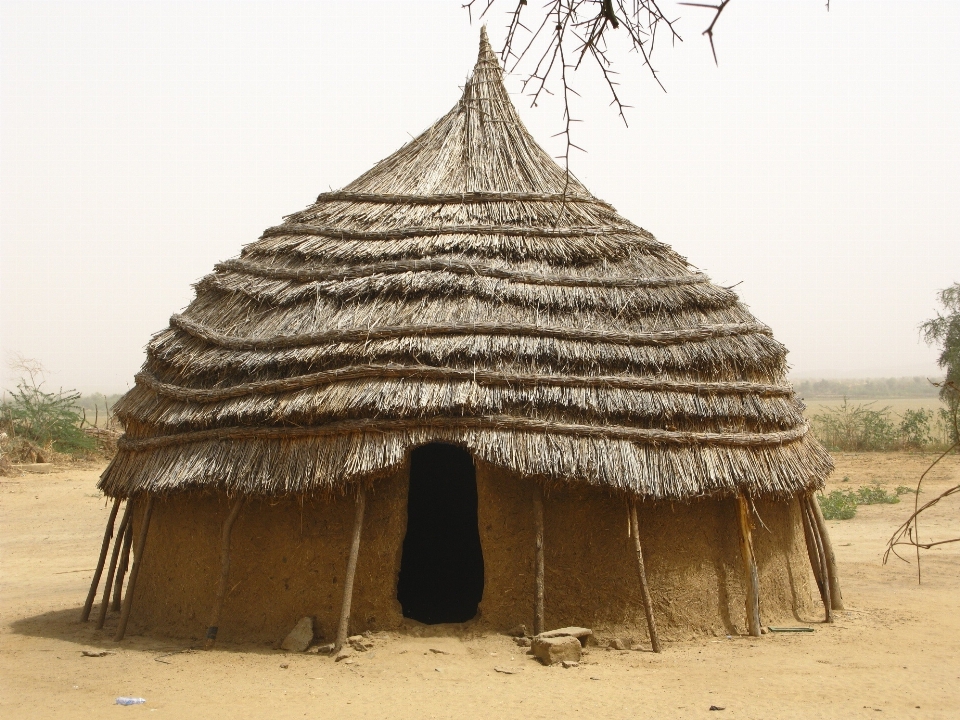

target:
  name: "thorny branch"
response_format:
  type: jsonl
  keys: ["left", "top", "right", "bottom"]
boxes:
{"left": 678, "top": 0, "right": 730, "bottom": 65}
{"left": 464, "top": 0, "right": 683, "bottom": 215}
{"left": 883, "top": 381, "right": 960, "bottom": 583}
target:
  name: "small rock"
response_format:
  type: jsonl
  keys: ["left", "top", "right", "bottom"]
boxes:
{"left": 280, "top": 617, "right": 315, "bottom": 652}
{"left": 709, "top": 706, "right": 725, "bottom": 711}
{"left": 494, "top": 666, "right": 523, "bottom": 674}
{"left": 560, "top": 660, "right": 579, "bottom": 668}
{"left": 279, "top": 663, "right": 289, "bottom": 669}
{"left": 429, "top": 648, "right": 450, "bottom": 655}
{"left": 312, "top": 643, "right": 335, "bottom": 655}
{"left": 334, "top": 650, "right": 353, "bottom": 662}
{"left": 609, "top": 637, "right": 632, "bottom": 651}
{"left": 348, "top": 635, "right": 373, "bottom": 652}
{"left": 513, "top": 637, "right": 531, "bottom": 648}
{"left": 505, "top": 624, "right": 528, "bottom": 638}
{"left": 532, "top": 636, "right": 582, "bottom": 666}
{"left": 760, "top": 627, "right": 768, "bottom": 635}
{"left": 537, "top": 627, "right": 593, "bottom": 647}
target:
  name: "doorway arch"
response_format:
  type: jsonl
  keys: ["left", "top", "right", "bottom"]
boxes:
{"left": 397, "top": 443, "right": 484, "bottom": 624}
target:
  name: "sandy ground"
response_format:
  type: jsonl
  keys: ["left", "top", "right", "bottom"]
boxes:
{"left": 1, "top": 453, "right": 958, "bottom": 719}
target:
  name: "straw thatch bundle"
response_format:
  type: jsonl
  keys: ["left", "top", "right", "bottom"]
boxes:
{"left": 100, "top": 29, "right": 832, "bottom": 501}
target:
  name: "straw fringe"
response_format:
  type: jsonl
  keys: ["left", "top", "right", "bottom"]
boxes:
{"left": 100, "top": 428, "right": 831, "bottom": 500}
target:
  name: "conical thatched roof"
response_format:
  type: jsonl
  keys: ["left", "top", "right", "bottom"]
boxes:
{"left": 101, "top": 29, "right": 833, "bottom": 500}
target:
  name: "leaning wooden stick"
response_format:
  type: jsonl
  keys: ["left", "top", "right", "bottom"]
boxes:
{"left": 205, "top": 496, "right": 246, "bottom": 649}
{"left": 111, "top": 519, "right": 134, "bottom": 612}
{"left": 80, "top": 498, "right": 121, "bottom": 622}
{"left": 333, "top": 487, "right": 366, "bottom": 654}
{"left": 809, "top": 491, "right": 843, "bottom": 610}
{"left": 803, "top": 495, "right": 833, "bottom": 623}
{"left": 114, "top": 494, "right": 154, "bottom": 642}
{"left": 97, "top": 499, "right": 134, "bottom": 629}
{"left": 629, "top": 501, "right": 662, "bottom": 652}
{"left": 799, "top": 495, "right": 826, "bottom": 600}
{"left": 532, "top": 484, "right": 545, "bottom": 636}
{"left": 736, "top": 492, "right": 762, "bottom": 637}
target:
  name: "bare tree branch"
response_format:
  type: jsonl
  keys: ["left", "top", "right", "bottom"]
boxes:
{"left": 883, "top": 381, "right": 960, "bottom": 583}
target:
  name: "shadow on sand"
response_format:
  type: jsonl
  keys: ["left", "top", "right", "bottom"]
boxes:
{"left": 8, "top": 605, "right": 281, "bottom": 656}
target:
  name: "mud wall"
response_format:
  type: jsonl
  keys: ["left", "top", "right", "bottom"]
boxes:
{"left": 475, "top": 462, "right": 815, "bottom": 641}
{"left": 127, "top": 458, "right": 814, "bottom": 644}
{"left": 129, "top": 465, "right": 410, "bottom": 644}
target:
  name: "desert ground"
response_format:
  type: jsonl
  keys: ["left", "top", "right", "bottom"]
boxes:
{"left": 1, "top": 453, "right": 958, "bottom": 719}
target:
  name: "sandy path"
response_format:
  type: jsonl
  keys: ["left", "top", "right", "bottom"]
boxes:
{"left": 1, "top": 453, "right": 958, "bottom": 719}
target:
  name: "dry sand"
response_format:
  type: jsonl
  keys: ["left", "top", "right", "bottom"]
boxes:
{"left": 1, "top": 453, "right": 958, "bottom": 719}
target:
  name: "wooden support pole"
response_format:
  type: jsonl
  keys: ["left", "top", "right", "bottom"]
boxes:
{"left": 629, "top": 501, "right": 662, "bottom": 653}
{"left": 803, "top": 495, "right": 833, "bottom": 623}
{"left": 80, "top": 498, "right": 121, "bottom": 622}
{"left": 111, "top": 518, "right": 134, "bottom": 612}
{"left": 809, "top": 492, "right": 844, "bottom": 611}
{"left": 532, "top": 484, "right": 545, "bottom": 636}
{"left": 97, "top": 499, "right": 134, "bottom": 629}
{"left": 114, "top": 494, "right": 154, "bottom": 642}
{"left": 799, "top": 495, "right": 826, "bottom": 600}
{"left": 334, "top": 487, "right": 366, "bottom": 654}
{"left": 736, "top": 493, "right": 762, "bottom": 637}
{"left": 204, "top": 496, "right": 246, "bottom": 649}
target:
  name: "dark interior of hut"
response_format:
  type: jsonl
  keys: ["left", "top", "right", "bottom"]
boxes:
{"left": 397, "top": 443, "right": 484, "bottom": 624}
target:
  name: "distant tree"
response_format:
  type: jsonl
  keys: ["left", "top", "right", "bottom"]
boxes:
{"left": 921, "top": 283, "right": 960, "bottom": 443}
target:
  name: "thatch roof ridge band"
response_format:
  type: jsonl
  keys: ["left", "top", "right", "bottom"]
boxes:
{"left": 116, "top": 415, "right": 810, "bottom": 453}
{"left": 214, "top": 257, "right": 709, "bottom": 289}
{"left": 133, "top": 364, "right": 796, "bottom": 403}
{"left": 260, "top": 222, "right": 646, "bottom": 241}
{"left": 167, "top": 313, "right": 773, "bottom": 352}
{"left": 311, "top": 191, "right": 614, "bottom": 208}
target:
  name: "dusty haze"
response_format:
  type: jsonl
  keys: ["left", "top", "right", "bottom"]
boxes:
{"left": 1, "top": 0, "right": 957, "bottom": 394}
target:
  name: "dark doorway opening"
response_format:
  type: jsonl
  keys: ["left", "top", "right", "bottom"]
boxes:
{"left": 397, "top": 443, "right": 484, "bottom": 624}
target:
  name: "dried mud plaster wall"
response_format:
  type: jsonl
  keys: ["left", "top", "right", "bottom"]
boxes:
{"left": 128, "top": 459, "right": 814, "bottom": 643}
{"left": 476, "top": 462, "right": 815, "bottom": 641}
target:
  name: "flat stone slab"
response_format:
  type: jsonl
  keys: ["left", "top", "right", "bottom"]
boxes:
{"left": 532, "top": 635, "right": 582, "bottom": 666}
{"left": 537, "top": 627, "right": 593, "bottom": 646}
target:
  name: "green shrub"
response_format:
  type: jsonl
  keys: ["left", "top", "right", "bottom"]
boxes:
{"left": 810, "top": 398, "right": 952, "bottom": 451}
{"left": 811, "top": 398, "right": 898, "bottom": 451}
{"left": 1, "top": 381, "right": 94, "bottom": 454}
{"left": 899, "top": 408, "right": 934, "bottom": 449}
{"left": 816, "top": 484, "right": 914, "bottom": 520}
{"left": 818, "top": 490, "right": 858, "bottom": 520}
{"left": 854, "top": 484, "right": 904, "bottom": 505}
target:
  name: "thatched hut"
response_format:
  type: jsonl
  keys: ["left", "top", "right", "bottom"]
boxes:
{"left": 83, "top": 30, "right": 840, "bottom": 650}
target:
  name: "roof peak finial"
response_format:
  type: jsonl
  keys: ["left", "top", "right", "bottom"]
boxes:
{"left": 477, "top": 25, "right": 497, "bottom": 67}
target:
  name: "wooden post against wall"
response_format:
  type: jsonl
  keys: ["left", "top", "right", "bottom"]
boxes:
{"left": 97, "top": 500, "right": 134, "bottom": 629}
{"left": 111, "top": 519, "right": 134, "bottom": 612}
{"left": 803, "top": 496, "right": 833, "bottom": 623}
{"left": 334, "top": 487, "right": 367, "bottom": 654}
{"left": 532, "top": 484, "right": 545, "bottom": 636}
{"left": 799, "top": 495, "right": 826, "bottom": 600}
{"left": 204, "top": 496, "right": 246, "bottom": 649}
{"left": 114, "top": 494, "right": 154, "bottom": 642}
{"left": 809, "top": 492, "right": 843, "bottom": 610}
{"left": 80, "top": 498, "right": 121, "bottom": 622}
{"left": 736, "top": 493, "right": 762, "bottom": 637}
{"left": 629, "top": 501, "right": 662, "bottom": 653}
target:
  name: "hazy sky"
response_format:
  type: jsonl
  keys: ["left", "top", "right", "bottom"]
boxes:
{"left": 1, "top": 1, "right": 958, "bottom": 394}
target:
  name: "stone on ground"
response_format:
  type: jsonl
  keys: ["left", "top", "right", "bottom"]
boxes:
{"left": 537, "top": 627, "right": 593, "bottom": 647}
{"left": 532, "top": 636, "right": 582, "bottom": 666}
{"left": 280, "top": 617, "right": 315, "bottom": 652}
